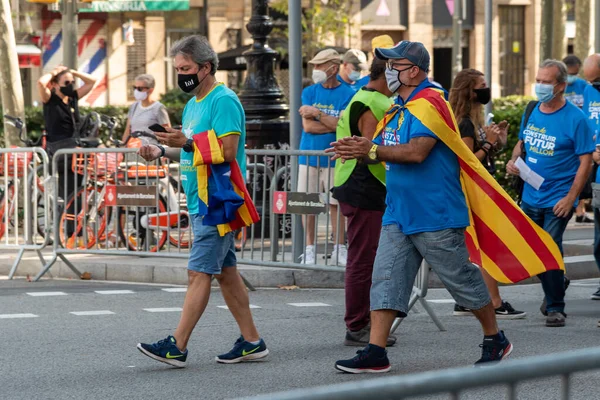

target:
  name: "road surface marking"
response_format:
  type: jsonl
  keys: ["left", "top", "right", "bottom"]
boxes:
{"left": 287, "top": 302, "right": 331, "bottom": 307}
{"left": 217, "top": 305, "right": 261, "bottom": 310}
{"left": 161, "top": 288, "right": 188, "bottom": 293}
{"left": 70, "top": 310, "right": 115, "bottom": 316}
{"left": 94, "top": 290, "right": 135, "bottom": 295}
{"left": 426, "top": 299, "right": 455, "bottom": 304}
{"left": 143, "top": 307, "right": 183, "bottom": 313}
{"left": 0, "top": 313, "right": 38, "bottom": 319}
{"left": 26, "top": 292, "right": 67, "bottom": 297}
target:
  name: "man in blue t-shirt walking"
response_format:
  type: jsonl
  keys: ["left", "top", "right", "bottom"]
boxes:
{"left": 329, "top": 41, "right": 511, "bottom": 374}
{"left": 583, "top": 53, "right": 600, "bottom": 302}
{"left": 298, "top": 49, "right": 355, "bottom": 266}
{"left": 135, "top": 35, "right": 268, "bottom": 368}
{"left": 507, "top": 59, "right": 594, "bottom": 327}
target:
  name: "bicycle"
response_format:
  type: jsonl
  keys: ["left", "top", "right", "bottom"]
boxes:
{"left": 58, "top": 127, "right": 191, "bottom": 252}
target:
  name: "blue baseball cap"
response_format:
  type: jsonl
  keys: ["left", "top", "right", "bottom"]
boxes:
{"left": 375, "top": 41, "right": 430, "bottom": 72}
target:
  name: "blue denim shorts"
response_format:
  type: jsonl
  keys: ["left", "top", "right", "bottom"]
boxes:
{"left": 188, "top": 214, "right": 237, "bottom": 275}
{"left": 370, "top": 225, "right": 490, "bottom": 313}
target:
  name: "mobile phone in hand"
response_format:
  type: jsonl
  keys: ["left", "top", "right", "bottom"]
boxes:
{"left": 148, "top": 124, "right": 168, "bottom": 133}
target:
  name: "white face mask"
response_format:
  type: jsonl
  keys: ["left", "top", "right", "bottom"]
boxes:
{"left": 348, "top": 70, "right": 361, "bottom": 82}
{"left": 134, "top": 89, "right": 148, "bottom": 101}
{"left": 312, "top": 70, "right": 328, "bottom": 84}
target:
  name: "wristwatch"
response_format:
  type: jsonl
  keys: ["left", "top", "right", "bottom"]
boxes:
{"left": 368, "top": 144, "right": 378, "bottom": 161}
{"left": 155, "top": 145, "right": 166, "bottom": 158}
{"left": 182, "top": 138, "right": 194, "bottom": 153}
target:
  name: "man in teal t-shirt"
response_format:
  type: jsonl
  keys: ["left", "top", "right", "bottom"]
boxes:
{"left": 136, "top": 35, "right": 268, "bottom": 369}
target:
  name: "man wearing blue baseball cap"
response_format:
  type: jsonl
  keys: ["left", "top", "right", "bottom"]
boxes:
{"left": 329, "top": 41, "right": 512, "bottom": 373}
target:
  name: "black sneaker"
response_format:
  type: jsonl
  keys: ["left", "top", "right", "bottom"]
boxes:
{"left": 453, "top": 304, "right": 473, "bottom": 316}
{"left": 540, "top": 276, "right": 570, "bottom": 316}
{"left": 344, "top": 325, "right": 397, "bottom": 347}
{"left": 335, "top": 344, "right": 391, "bottom": 374}
{"left": 575, "top": 215, "right": 594, "bottom": 223}
{"left": 494, "top": 301, "right": 527, "bottom": 320}
{"left": 591, "top": 288, "right": 600, "bottom": 300}
{"left": 546, "top": 312, "right": 566, "bottom": 327}
{"left": 474, "top": 331, "right": 513, "bottom": 365}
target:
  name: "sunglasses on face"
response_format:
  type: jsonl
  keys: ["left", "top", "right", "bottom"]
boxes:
{"left": 386, "top": 62, "right": 416, "bottom": 71}
{"left": 133, "top": 86, "right": 149, "bottom": 91}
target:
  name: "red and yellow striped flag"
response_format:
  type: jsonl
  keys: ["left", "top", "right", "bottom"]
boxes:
{"left": 375, "top": 88, "right": 564, "bottom": 284}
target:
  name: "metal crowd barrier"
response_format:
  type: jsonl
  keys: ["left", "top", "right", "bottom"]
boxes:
{"left": 0, "top": 147, "right": 51, "bottom": 278}
{"left": 241, "top": 346, "right": 600, "bottom": 400}
{"left": 35, "top": 147, "right": 192, "bottom": 281}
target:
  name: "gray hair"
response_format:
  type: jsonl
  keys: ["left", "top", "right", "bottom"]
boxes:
{"left": 539, "top": 59, "right": 568, "bottom": 83}
{"left": 134, "top": 74, "right": 155, "bottom": 88}
{"left": 169, "top": 35, "right": 219, "bottom": 75}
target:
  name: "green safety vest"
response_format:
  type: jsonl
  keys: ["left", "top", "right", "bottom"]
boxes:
{"left": 334, "top": 88, "right": 393, "bottom": 187}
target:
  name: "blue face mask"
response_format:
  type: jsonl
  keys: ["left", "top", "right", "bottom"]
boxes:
{"left": 534, "top": 83, "right": 556, "bottom": 103}
{"left": 566, "top": 75, "right": 577, "bottom": 85}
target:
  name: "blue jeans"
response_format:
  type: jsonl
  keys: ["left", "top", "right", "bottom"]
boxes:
{"left": 370, "top": 225, "right": 490, "bottom": 313}
{"left": 521, "top": 202, "right": 573, "bottom": 313}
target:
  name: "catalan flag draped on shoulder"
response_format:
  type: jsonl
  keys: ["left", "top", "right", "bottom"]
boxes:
{"left": 374, "top": 88, "right": 564, "bottom": 284}
{"left": 191, "top": 129, "right": 259, "bottom": 236}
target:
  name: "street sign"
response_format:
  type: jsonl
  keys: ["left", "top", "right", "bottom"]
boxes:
{"left": 79, "top": 0, "right": 189, "bottom": 12}
{"left": 105, "top": 185, "right": 158, "bottom": 207}
{"left": 273, "top": 192, "right": 327, "bottom": 215}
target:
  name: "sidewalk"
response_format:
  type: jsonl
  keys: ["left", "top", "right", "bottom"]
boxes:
{"left": 1, "top": 224, "right": 597, "bottom": 288}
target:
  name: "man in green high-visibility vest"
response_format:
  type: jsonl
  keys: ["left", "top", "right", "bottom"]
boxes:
{"left": 331, "top": 55, "right": 397, "bottom": 347}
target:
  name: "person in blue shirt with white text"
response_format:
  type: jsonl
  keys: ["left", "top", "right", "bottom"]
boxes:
{"left": 136, "top": 35, "right": 268, "bottom": 368}
{"left": 330, "top": 41, "right": 511, "bottom": 373}
{"left": 583, "top": 53, "right": 600, "bottom": 302}
{"left": 298, "top": 49, "right": 355, "bottom": 266}
{"left": 338, "top": 49, "right": 368, "bottom": 92}
{"left": 563, "top": 55, "right": 589, "bottom": 108}
{"left": 507, "top": 59, "right": 594, "bottom": 328}
{"left": 564, "top": 55, "right": 594, "bottom": 223}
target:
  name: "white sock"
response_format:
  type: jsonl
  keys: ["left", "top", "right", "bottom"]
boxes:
{"left": 249, "top": 339, "right": 261, "bottom": 345}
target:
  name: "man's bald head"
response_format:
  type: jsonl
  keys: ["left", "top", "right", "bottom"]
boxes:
{"left": 583, "top": 54, "right": 600, "bottom": 82}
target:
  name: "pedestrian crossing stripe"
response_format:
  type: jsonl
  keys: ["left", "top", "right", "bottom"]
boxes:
{"left": 0, "top": 313, "right": 38, "bottom": 319}
{"left": 287, "top": 302, "right": 331, "bottom": 307}
{"left": 94, "top": 290, "right": 135, "bottom": 295}
{"left": 26, "top": 292, "right": 67, "bottom": 297}
{"left": 70, "top": 310, "right": 115, "bottom": 316}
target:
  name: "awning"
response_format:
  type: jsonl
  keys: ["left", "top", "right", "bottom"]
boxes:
{"left": 16, "top": 44, "right": 41, "bottom": 68}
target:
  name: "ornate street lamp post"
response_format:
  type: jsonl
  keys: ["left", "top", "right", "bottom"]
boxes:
{"left": 238, "top": 0, "right": 290, "bottom": 149}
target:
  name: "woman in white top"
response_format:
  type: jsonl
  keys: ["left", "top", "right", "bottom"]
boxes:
{"left": 122, "top": 74, "right": 171, "bottom": 146}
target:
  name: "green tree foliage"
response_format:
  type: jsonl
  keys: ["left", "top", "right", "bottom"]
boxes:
{"left": 269, "top": 0, "right": 354, "bottom": 62}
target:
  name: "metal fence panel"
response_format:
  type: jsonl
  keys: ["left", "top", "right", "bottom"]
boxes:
{"left": 238, "top": 347, "right": 600, "bottom": 400}
{"left": 0, "top": 147, "right": 51, "bottom": 278}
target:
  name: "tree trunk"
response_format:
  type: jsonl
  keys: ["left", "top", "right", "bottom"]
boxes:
{"left": 540, "top": 0, "right": 554, "bottom": 62}
{"left": 552, "top": 0, "right": 567, "bottom": 60}
{"left": 575, "top": 0, "right": 591, "bottom": 60}
{"left": 0, "top": 0, "right": 25, "bottom": 147}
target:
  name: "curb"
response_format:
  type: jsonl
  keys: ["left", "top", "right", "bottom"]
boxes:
{"left": 1, "top": 252, "right": 597, "bottom": 289}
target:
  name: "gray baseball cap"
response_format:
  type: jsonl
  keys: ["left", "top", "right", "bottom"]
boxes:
{"left": 375, "top": 41, "right": 430, "bottom": 72}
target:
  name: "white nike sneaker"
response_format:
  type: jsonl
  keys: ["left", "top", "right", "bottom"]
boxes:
{"left": 299, "top": 245, "right": 315, "bottom": 264}
{"left": 331, "top": 244, "right": 347, "bottom": 267}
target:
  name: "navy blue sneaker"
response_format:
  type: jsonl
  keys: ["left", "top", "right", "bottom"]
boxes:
{"left": 137, "top": 335, "right": 188, "bottom": 368}
{"left": 475, "top": 331, "right": 513, "bottom": 366}
{"left": 215, "top": 336, "right": 269, "bottom": 364}
{"left": 335, "top": 344, "right": 391, "bottom": 374}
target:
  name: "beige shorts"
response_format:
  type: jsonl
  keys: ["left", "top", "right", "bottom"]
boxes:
{"left": 297, "top": 165, "right": 337, "bottom": 205}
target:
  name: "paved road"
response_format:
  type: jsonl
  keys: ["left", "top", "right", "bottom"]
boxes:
{"left": 2, "top": 277, "right": 600, "bottom": 400}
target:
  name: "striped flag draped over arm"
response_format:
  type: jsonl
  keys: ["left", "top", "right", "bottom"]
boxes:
{"left": 192, "top": 129, "right": 260, "bottom": 236}
{"left": 375, "top": 89, "right": 563, "bottom": 284}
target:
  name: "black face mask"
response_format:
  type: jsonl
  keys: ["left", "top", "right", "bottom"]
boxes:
{"left": 60, "top": 83, "right": 76, "bottom": 97}
{"left": 177, "top": 65, "right": 209, "bottom": 93}
{"left": 473, "top": 87, "right": 491, "bottom": 105}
